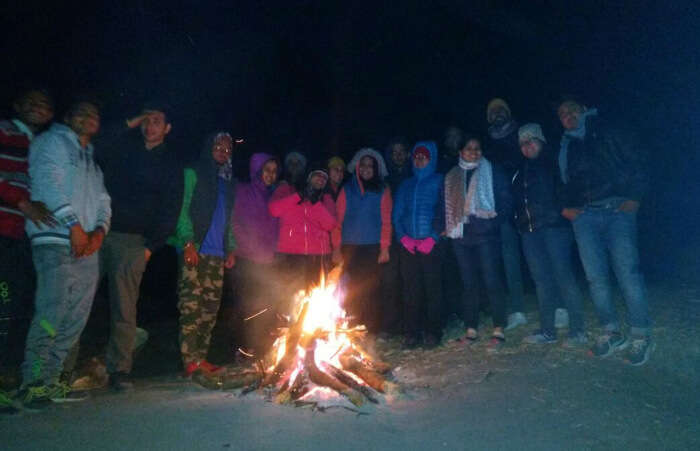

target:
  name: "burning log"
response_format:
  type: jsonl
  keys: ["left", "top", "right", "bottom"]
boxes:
{"left": 323, "top": 363, "right": 378, "bottom": 404}
{"left": 305, "top": 344, "right": 365, "bottom": 407}
{"left": 261, "top": 301, "right": 309, "bottom": 387}
{"left": 339, "top": 352, "right": 388, "bottom": 393}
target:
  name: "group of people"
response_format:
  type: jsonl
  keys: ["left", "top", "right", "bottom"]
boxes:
{"left": 0, "top": 87, "right": 652, "bottom": 407}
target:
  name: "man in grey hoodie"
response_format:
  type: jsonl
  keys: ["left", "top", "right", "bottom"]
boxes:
{"left": 18, "top": 100, "right": 111, "bottom": 405}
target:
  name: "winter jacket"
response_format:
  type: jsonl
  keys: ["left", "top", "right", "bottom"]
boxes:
{"left": 97, "top": 127, "right": 181, "bottom": 251}
{"left": 559, "top": 115, "right": 647, "bottom": 208}
{"left": 392, "top": 141, "right": 444, "bottom": 241}
{"left": 268, "top": 183, "right": 336, "bottom": 255}
{"left": 485, "top": 123, "right": 523, "bottom": 179}
{"left": 332, "top": 173, "right": 392, "bottom": 249}
{"left": 450, "top": 163, "right": 511, "bottom": 246}
{"left": 0, "top": 119, "right": 32, "bottom": 239}
{"left": 512, "top": 151, "right": 568, "bottom": 234}
{"left": 26, "top": 123, "right": 111, "bottom": 246}
{"left": 232, "top": 153, "right": 280, "bottom": 263}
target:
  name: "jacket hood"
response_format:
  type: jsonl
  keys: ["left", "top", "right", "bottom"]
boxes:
{"left": 411, "top": 141, "right": 438, "bottom": 179}
{"left": 348, "top": 148, "right": 388, "bottom": 177}
{"left": 250, "top": 152, "right": 279, "bottom": 180}
{"left": 53, "top": 123, "right": 94, "bottom": 154}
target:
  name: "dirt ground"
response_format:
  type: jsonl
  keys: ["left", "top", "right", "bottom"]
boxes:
{"left": 2, "top": 277, "right": 699, "bottom": 451}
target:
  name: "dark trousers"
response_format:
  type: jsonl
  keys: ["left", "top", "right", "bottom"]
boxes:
{"left": 342, "top": 244, "right": 381, "bottom": 333}
{"left": 0, "top": 235, "right": 34, "bottom": 367}
{"left": 452, "top": 239, "right": 507, "bottom": 329}
{"left": 398, "top": 245, "right": 443, "bottom": 338}
{"left": 379, "top": 239, "right": 403, "bottom": 335}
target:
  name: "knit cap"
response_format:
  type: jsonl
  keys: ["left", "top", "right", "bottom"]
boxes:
{"left": 327, "top": 156, "right": 346, "bottom": 170}
{"left": 518, "top": 123, "right": 547, "bottom": 143}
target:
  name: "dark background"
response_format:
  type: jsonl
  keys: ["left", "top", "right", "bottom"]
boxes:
{"left": 1, "top": 0, "right": 698, "bottom": 275}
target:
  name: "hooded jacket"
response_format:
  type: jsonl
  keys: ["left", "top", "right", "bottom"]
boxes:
{"left": 268, "top": 181, "right": 337, "bottom": 256}
{"left": 392, "top": 141, "right": 444, "bottom": 241}
{"left": 332, "top": 149, "right": 392, "bottom": 249}
{"left": 26, "top": 123, "right": 111, "bottom": 246}
{"left": 168, "top": 138, "right": 236, "bottom": 255}
{"left": 232, "top": 153, "right": 280, "bottom": 263}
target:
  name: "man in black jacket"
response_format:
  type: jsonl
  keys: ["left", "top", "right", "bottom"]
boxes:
{"left": 98, "top": 104, "right": 181, "bottom": 390}
{"left": 557, "top": 97, "right": 652, "bottom": 365}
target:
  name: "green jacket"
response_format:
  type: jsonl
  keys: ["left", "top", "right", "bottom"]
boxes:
{"left": 168, "top": 168, "right": 236, "bottom": 253}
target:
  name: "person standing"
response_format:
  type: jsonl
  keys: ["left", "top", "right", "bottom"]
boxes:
{"left": 512, "top": 124, "right": 586, "bottom": 347}
{"left": 97, "top": 104, "right": 181, "bottom": 390}
{"left": 231, "top": 152, "right": 280, "bottom": 357}
{"left": 444, "top": 134, "right": 511, "bottom": 352}
{"left": 557, "top": 97, "right": 652, "bottom": 365}
{"left": 392, "top": 141, "right": 444, "bottom": 348}
{"left": 168, "top": 133, "right": 236, "bottom": 376}
{"left": 485, "top": 98, "right": 527, "bottom": 330}
{"left": 18, "top": 100, "right": 111, "bottom": 404}
{"left": 326, "top": 156, "right": 346, "bottom": 201}
{"left": 0, "top": 88, "right": 55, "bottom": 367}
{"left": 332, "top": 148, "right": 392, "bottom": 334}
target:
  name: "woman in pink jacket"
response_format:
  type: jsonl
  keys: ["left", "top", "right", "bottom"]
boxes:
{"left": 268, "top": 167, "right": 337, "bottom": 302}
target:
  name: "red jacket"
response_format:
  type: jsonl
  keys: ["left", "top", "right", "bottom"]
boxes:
{"left": 268, "top": 183, "right": 337, "bottom": 255}
{"left": 0, "top": 120, "right": 32, "bottom": 239}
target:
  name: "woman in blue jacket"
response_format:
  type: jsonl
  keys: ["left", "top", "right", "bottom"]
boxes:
{"left": 392, "top": 141, "right": 444, "bottom": 348}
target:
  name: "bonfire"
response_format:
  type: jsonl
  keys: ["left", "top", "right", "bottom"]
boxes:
{"left": 194, "top": 265, "right": 396, "bottom": 407}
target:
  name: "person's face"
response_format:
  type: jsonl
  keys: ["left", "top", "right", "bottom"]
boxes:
{"left": 66, "top": 103, "right": 100, "bottom": 138}
{"left": 15, "top": 91, "right": 53, "bottom": 128}
{"left": 520, "top": 138, "right": 543, "bottom": 159}
{"left": 557, "top": 101, "right": 585, "bottom": 131}
{"left": 140, "top": 111, "right": 171, "bottom": 145}
{"left": 413, "top": 152, "right": 429, "bottom": 169}
{"left": 310, "top": 173, "right": 327, "bottom": 190}
{"left": 358, "top": 156, "right": 375, "bottom": 181}
{"left": 490, "top": 106, "right": 511, "bottom": 126}
{"left": 286, "top": 158, "right": 304, "bottom": 177}
{"left": 211, "top": 135, "right": 232, "bottom": 165}
{"left": 261, "top": 160, "right": 278, "bottom": 186}
{"left": 328, "top": 166, "right": 344, "bottom": 186}
{"left": 391, "top": 144, "right": 408, "bottom": 167}
{"left": 460, "top": 139, "right": 482, "bottom": 162}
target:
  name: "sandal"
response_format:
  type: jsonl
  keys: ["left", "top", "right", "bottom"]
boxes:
{"left": 486, "top": 333, "right": 505, "bottom": 353}
{"left": 457, "top": 329, "right": 479, "bottom": 345}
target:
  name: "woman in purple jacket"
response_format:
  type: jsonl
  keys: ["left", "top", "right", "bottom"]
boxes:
{"left": 232, "top": 152, "right": 280, "bottom": 357}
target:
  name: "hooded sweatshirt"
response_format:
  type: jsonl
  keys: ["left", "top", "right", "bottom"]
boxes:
{"left": 392, "top": 141, "right": 444, "bottom": 241}
{"left": 26, "top": 123, "right": 111, "bottom": 246}
{"left": 232, "top": 153, "right": 280, "bottom": 263}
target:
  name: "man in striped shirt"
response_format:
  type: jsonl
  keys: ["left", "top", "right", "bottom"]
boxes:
{"left": 0, "top": 88, "right": 55, "bottom": 369}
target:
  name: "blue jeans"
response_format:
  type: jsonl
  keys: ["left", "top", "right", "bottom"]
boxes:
{"left": 521, "top": 227, "right": 585, "bottom": 337}
{"left": 22, "top": 245, "right": 98, "bottom": 386}
{"left": 501, "top": 221, "right": 524, "bottom": 312}
{"left": 572, "top": 209, "right": 650, "bottom": 336}
{"left": 452, "top": 239, "right": 507, "bottom": 329}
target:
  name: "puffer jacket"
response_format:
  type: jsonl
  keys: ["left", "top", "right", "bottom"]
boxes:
{"left": 512, "top": 150, "right": 567, "bottom": 234}
{"left": 560, "top": 115, "right": 647, "bottom": 208}
{"left": 268, "top": 183, "right": 336, "bottom": 255}
{"left": 392, "top": 141, "right": 444, "bottom": 241}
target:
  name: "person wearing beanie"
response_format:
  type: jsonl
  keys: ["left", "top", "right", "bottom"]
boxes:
{"left": 392, "top": 141, "right": 444, "bottom": 348}
{"left": 512, "top": 123, "right": 586, "bottom": 348}
{"left": 484, "top": 97, "right": 527, "bottom": 332}
{"left": 269, "top": 163, "right": 336, "bottom": 307}
{"left": 327, "top": 156, "right": 346, "bottom": 201}
{"left": 556, "top": 97, "right": 651, "bottom": 365}
{"left": 331, "top": 148, "right": 392, "bottom": 334}
{"left": 444, "top": 134, "right": 511, "bottom": 353}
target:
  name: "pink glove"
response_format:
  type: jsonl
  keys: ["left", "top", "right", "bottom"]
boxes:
{"left": 400, "top": 236, "right": 417, "bottom": 254}
{"left": 416, "top": 237, "right": 436, "bottom": 254}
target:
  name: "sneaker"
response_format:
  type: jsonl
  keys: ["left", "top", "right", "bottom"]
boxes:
{"left": 554, "top": 308, "right": 569, "bottom": 329}
{"left": 589, "top": 332, "right": 628, "bottom": 358}
{"left": 402, "top": 334, "right": 420, "bottom": 349}
{"left": 624, "top": 338, "right": 656, "bottom": 366}
{"left": 109, "top": 372, "right": 134, "bottom": 392}
{"left": 505, "top": 312, "right": 527, "bottom": 331}
{"left": 486, "top": 334, "right": 505, "bottom": 354}
{"left": 46, "top": 382, "right": 88, "bottom": 403}
{"left": 523, "top": 331, "right": 557, "bottom": 344}
{"left": 14, "top": 381, "right": 51, "bottom": 407}
{"left": 423, "top": 334, "right": 440, "bottom": 349}
{"left": 562, "top": 332, "right": 588, "bottom": 348}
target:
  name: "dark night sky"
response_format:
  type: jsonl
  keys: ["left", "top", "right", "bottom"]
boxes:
{"left": 2, "top": 0, "right": 699, "bottom": 264}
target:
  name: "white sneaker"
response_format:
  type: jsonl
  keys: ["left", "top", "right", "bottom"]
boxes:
{"left": 554, "top": 308, "right": 569, "bottom": 329}
{"left": 505, "top": 312, "right": 527, "bottom": 331}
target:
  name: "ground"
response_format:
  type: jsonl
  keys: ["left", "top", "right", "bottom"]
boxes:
{"left": 2, "top": 277, "right": 699, "bottom": 450}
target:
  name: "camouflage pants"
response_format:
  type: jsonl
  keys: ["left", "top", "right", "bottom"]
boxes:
{"left": 177, "top": 254, "right": 224, "bottom": 366}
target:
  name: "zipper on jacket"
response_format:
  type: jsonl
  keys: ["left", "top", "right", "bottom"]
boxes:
{"left": 523, "top": 165, "right": 533, "bottom": 232}
{"left": 304, "top": 205, "right": 309, "bottom": 255}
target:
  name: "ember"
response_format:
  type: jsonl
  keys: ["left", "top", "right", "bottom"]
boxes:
{"left": 193, "top": 266, "right": 396, "bottom": 407}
